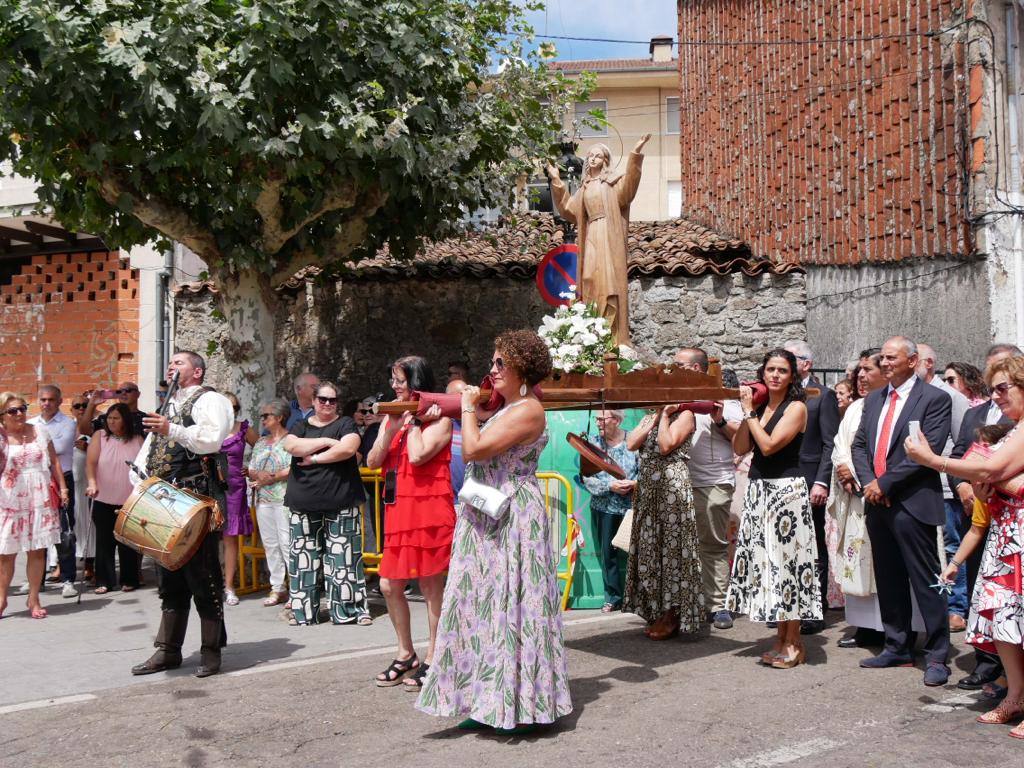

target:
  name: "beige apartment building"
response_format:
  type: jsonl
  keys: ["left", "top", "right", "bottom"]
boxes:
{"left": 549, "top": 36, "right": 681, "bottom": 222}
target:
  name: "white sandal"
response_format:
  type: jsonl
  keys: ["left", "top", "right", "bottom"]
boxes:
{"left": 262, "top": 591, "right": 287, "bottom": 607}
{"left": 225, "top": 590, "right": 240, "bottom": 606}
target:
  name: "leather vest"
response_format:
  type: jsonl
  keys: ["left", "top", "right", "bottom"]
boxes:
{"left": 145, "top": 387, "right": 213, "bottom": 481}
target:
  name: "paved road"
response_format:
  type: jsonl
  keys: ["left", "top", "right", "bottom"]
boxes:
{"left": 2, "top": 576, "right": 1020, "bottom": 768}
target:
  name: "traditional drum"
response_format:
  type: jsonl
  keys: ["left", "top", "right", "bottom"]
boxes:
{"left": 115, "top": 477, "right": 222, "bottom": 571}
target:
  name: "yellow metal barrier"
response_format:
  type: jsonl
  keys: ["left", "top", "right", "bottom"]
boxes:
{"left": 236, "top": 469, "right": 579, "bottom": 609}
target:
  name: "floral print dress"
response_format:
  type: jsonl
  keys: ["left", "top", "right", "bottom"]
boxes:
{"left": 417, "top": 401, "right": 572, "bottom": 728}
{"left": 621, "top": 419, "right": 704, "bottom": 631}
{"left": 966, "top": 425, "right": 1024, "bottom": 653}
{"left": 0, "top": 425, "right": 60, "bottom": 555}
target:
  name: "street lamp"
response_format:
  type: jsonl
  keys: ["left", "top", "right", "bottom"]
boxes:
{"left": 545, "top": 134, "right": 583, "bottom": 243}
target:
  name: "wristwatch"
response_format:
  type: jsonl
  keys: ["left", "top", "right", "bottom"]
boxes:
{"left": 411, "top": 417, "right": 422, "bottom": 428}
{"left": 745, "top": 411, "right": 758, "bottom": 420}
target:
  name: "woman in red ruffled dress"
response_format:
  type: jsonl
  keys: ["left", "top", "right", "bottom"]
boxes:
{"left": 907, "top": 355, "right": 1024, "bottom": 737}
{"left": 367, "top": 356, "right": 454, "bottom": 690}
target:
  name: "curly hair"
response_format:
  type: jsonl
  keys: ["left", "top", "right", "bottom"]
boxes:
{"left": 944, "top": 361, "right": 988, "bottom": 400}
{"left": 495, "top": 329, "right": 552, "bottom": 386}
{"left": 756, "top": 348, "right": 806, "bottom": 403}
{"left": 985, "top": 355, "right": 1024, "bottom": 389}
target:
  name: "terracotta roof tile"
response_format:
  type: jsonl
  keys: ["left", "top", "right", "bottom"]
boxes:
{"left": 174, "top": 214, "right": 798, "bottom": 297}
{"left": 547, "top": 59, "right": 676, "bottom": 73}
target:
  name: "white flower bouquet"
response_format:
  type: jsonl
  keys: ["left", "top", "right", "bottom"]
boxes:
{"left": 538, "top": 297, "right": 644, "bottom": 375}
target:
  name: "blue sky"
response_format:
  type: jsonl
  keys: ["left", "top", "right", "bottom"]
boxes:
{"left": 521, "top": 0, "right": 677, "bottom": 61}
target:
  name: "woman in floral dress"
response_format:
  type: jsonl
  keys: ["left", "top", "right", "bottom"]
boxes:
{"left": 417, "top": 330, "right": 571, "bottom": 734}
{"left": 622, "top": 405, "right": 703, "bottom": 640}
{"left": 906, "top": 356, "right": 1024, "bottom": 735}
{"left": 727, "top": 349, "right": 820, "bottom": 669}
{"left": 0, "top": 392, "right": 67, "bottom": 619}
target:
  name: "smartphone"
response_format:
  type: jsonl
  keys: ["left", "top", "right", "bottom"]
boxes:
{"left": 98, "top": 388, "right": 117, "bottom": 399}
{"left": 383, "top": 468, "right": 397, "bottom": 505}
{"left": 908, "top": 420, "right": 922, "bottom": 442}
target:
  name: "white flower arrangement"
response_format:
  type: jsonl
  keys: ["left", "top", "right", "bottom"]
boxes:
{"left": 538, "top": 290, "right": 643, "bottom": 375}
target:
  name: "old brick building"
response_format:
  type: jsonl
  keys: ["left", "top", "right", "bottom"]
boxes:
{"left": 676, "top": 0, "right": 1024, "bottom": 365}
{"left": 0, "top": 216, "right": 140, "bottom": 403}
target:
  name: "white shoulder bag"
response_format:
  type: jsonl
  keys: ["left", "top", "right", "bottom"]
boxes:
{"left": 458, "top": 476, "right": 526, "bottom": 521}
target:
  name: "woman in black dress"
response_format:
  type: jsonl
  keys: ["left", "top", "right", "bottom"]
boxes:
{"left": 727, "top": 349, "right": 821, "bottom": 669}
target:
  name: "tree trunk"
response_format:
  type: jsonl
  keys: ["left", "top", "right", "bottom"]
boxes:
{"left": 213, "top": 270, "right": 279, "bottom": 421}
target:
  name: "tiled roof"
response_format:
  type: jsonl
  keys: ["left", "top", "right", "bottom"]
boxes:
{"left": 547, "top": 59, "right": 676, "bottom": 73}
{"left": 174, "top": 214, "right": 798, "bottom": 296}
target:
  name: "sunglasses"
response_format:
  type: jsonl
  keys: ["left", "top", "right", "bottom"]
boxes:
{"left": 115, "top": 388, "right": 138, "bottom": 395}
{"left": 259, "top": 413, "right": 276, "bottom": 420}
{"left": 71, "top": 403, "right": 87, "bottom": 410}
{"left": 4, "top": 405, "right": 28, "bottom": 416}
{"left": 316, "top": 395, "right": 338, "bottom": 405}
{"left": 992, "top": 382, "right": 1014, "bottom": 396}
{"left": 943, "top": 376, "right": 958, "bottom": 385}
{"left": 492, "top": 357, "right": 506, "bottom": 371}
{"left": 358, "top": 408, "right": 373, "bottom": 415}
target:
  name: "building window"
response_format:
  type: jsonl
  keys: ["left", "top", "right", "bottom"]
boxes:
{"left": 665, "top": 97, "right": 680, "bottom": 135}
{"left": 575, "top": 100, "right": 608, "bottom": 138}
{"left": 666, "top": 181, "right": 683, "bottom": 219}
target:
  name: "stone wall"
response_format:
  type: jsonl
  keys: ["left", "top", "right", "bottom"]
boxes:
{"left": 174, "top": 271, "right": 807, "bottom": 402}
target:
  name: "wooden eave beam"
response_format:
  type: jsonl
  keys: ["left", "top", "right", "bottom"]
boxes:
{"left": 24, "top": 220, "right": 78, "bottom": 242}
{"left": 0, "top": 224, "right": 42, "bottom": 244}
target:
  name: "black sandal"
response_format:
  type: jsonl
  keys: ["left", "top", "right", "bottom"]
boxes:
{"left": 375, "top": 654, "right": 419, "bottom": 688}
{"left": 403, "top": 662, "right": 430, "bottom": 691}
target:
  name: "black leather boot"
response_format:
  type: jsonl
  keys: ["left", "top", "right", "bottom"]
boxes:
{"left": 131, "top": 610, "right": 188, "bottom": 675}
{"left": 195, "top": 617, "right": 224, "bottom": 678}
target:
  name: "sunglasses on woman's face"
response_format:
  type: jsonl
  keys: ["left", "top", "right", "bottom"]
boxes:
{"left": 357, "top": 408, "right": 372, "bottom": 415}
{"left": 492, "top": 357, "right": 505, "bottom": 371}
{"left": 71, "top": 403, "right": 87, "bottom": 411}
{"left": 316, "top": 396, "right": 338, "bottom": 405}
{"left": 943, "top": 376, "right": 957, "bottom": 385}
{"left": 259, "top": 413, "right": 275, "bottom": 420}
{"left": 4, "top": 405, "right": 28, "bottom": 416}
{"left": 992, "top": 382, "right": 1014, "bottom": 396}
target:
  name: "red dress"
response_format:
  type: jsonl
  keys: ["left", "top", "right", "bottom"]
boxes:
{"left": 379, "top": 425, "right": 455, "bottom": 579}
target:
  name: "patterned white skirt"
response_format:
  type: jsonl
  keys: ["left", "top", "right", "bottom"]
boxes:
{"left": 727, "top": 477, "right": 823, "bottom": 622}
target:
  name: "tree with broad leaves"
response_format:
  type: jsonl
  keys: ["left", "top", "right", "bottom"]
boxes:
{"left": 0, "top": 0, "right": 590, "bottom": 409}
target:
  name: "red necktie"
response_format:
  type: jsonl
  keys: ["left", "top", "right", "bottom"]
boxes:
{"left": 874, "top": 389, "right": 900, "bottom": 478}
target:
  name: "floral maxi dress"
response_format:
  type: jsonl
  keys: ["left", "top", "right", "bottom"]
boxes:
{"left": 417, "top": 402, "right": 572, "bottom": 728}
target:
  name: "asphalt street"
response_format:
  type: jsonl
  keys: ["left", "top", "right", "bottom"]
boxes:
{"left": 2, "top": 571, "right": 1021, "bottom": 768}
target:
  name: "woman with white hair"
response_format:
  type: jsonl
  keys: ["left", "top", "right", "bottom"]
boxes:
{"left": 581, "top": 409, "right": 638, "bottom": 612}
{"left": 246, "top": 398, "right": 293, "bottom": 606}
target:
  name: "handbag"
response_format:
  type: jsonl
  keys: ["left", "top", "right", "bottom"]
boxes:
{"left": 611, "top": 508, "right": 633, "bottom": 551}
{"left": 458, "top": 475, "right": 524, "bottom": 521}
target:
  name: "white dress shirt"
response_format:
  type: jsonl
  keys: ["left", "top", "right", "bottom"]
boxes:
{"left": 875, "top": 374, "right": 918, "bottom": 456}
{"left": 687, "top": 400, "right": 743, "bottom": 487}
{"left": 29, "top": 411, "right": 75, "bottom": 472}
{"left": 129, "top": 385, "right": 234, "bottom": 486}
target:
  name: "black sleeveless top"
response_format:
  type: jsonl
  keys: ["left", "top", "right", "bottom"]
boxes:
{"left": 748, "top": 399, "right": 804, "bottom": 481}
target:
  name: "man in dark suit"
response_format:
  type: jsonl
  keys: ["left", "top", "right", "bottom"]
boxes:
{"left": 947, "top": 343, "right": 1021, "bottom": 690}
{"left": 785, "top": 340, "right": 840, "bottom": 635}
{"left": 851, "top": 336, "right": 953, "bottom": 686}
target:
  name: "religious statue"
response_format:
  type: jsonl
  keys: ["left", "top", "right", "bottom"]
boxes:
{"left": 547, "top": 133, "right": 651, "bottom": 347}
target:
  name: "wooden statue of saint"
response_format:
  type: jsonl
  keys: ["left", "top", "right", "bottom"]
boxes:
{"left": 548, "top": 133, "right": 651, "bottom": 347}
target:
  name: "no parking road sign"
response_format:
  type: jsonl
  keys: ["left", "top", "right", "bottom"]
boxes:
{"left": 536, "top": 243, "right": 578, "bottom": 307}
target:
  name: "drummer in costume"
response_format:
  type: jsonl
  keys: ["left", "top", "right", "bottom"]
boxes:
{"left": 129, "top": 351, "right": 234, "bottom": 678}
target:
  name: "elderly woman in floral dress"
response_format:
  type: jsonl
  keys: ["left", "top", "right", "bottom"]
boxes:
{"left": 417, "top": 330, "right": 571, "bottom": 735}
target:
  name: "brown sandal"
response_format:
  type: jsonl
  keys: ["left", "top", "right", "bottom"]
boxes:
{"left": 375, "top": 654, "right": 419, "bottom": 687}
{"left": 978, "top": 699, "right": 1024, "bottom": 725}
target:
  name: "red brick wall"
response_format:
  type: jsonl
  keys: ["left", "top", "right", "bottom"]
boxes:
{"left": 0, "top": 250, "right": 139, "bottom": 413}
{"left": 677, "top": 0, "right": 971, "bottom": 265}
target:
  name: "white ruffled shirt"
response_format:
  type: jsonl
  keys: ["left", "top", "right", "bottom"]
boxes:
{"left": 129, "top": 385, "right": 233, "bottom": 487}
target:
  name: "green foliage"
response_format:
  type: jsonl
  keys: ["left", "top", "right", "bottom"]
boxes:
{"left": 0, "top": 0, "right": 590, "bottom": 281}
